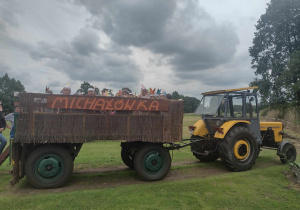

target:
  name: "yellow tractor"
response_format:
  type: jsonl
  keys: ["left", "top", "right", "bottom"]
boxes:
{"left": 189, "top": 87, "right": 297, "bottom": 171}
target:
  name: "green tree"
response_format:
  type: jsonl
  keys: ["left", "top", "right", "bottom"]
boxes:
{"left": 172, "top": 91, "right": 181, "bottom": 100}
{"left": 101, "top": 88, "right": 114, "bottom": 96}
{"left": 77, "top": 81, "right": 94, "bottom": 95}
{"left": 183, "top": 96, "right": 200, "bottom": 113}
{"left": 282, "top": 50, "right": 300, "bottom": 104}
{"left": 249, "top": 0, "right": 300, "bottom": 104}
{"left": 171, "top": 91, "right": 200, "bottom": 113}
{"left": 0, "top": 73, "right": 25, "bottom": 113}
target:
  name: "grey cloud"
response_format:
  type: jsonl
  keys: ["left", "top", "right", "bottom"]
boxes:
{"left": 80, "top": 0, "right": 176, "bottom": 46}
{"left": 47, "top": 81, "right": 63, "bottom": 87}
{"left": 76, "top": 0, "right": 239, "bottom": 78}
{"left": 72, "top": 28, "right": 100, "bottom": 56}
{"left": 0, "top": 0, "right": 20, "bottom": 32}
{"left": 176, "top": 52, "right": 254, "bottom": 87}
{"left": 29, "top": 27, "right": 142, "bottom": 89}
{"left": 0, "top": 1, "right": 32, "bottom": 52}
{"left": 0, "top": 62, "right": 10, "bottom": 75}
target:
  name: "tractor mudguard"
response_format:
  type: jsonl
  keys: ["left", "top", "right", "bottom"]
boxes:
{"left": 214, "top": 121, "right": 250, "bottom": 139}
{"left": 192, "top": 120, "right": 209, "bottom": 137}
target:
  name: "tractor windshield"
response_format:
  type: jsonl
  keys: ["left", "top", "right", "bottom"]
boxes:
{"left": 195, "top": 94, "right": 225, "bottom": 115}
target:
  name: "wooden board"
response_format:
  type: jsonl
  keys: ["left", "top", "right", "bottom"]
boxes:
{"left": 15, "top": 93, "right": 183, "bottom": 144}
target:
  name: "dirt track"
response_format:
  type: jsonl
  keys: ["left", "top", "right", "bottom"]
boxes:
{"left": 4, "top": 158, "right": 281, "bottom": 196}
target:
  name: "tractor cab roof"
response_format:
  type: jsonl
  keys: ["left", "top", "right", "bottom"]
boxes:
{"left": 202, "top": 86, "right": 258, "bottom": 96}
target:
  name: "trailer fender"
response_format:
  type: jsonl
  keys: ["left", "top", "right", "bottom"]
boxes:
{"left": 214, "top": 121, "right": 250, "bottom": 139}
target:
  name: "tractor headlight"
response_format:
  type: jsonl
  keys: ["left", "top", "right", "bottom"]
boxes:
{"left": 188, "top": 126, "right": 196, "bottom": 135}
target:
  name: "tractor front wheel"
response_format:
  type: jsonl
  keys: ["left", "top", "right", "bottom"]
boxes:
{"left": 219, "top": 126, "right": 258, "bottom": 171}
{"left": 134, "top": 144, "right": 171, "bottom": 181}
{"left": 279, "top": 143, "right": 297, "bottom": 164}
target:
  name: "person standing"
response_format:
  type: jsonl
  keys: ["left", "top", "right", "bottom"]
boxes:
{"left": 5, "top": 106, "right": 20, "bottom": 139}
{"left": 0, "top": 101, "right": 7, "bottom": 154}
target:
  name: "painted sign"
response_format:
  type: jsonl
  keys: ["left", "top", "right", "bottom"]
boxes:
{"left": 46, "top": 95, "right": 169, "bottom": 111}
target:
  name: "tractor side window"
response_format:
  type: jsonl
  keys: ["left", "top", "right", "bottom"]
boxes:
{"left": 246, "top": 96, "right": 257, "bottom": 118}
{"left": 227, "top": 95, "right": 243, "bottom": 118}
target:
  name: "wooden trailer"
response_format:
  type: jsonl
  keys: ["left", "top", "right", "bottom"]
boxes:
{"left": 10, "top": 93, "right": 183, "bottom": 188}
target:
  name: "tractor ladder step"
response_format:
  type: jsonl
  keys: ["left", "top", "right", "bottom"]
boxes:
{"left": 0, "top": 147, "right": 10, "bottom": 166}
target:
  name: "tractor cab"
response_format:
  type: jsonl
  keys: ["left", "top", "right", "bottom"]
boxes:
{"left": 187, "top": 86, "right": 296, "bottom": 172}
{"left": 192, "top": 87, "right": 261, "bottom": 144}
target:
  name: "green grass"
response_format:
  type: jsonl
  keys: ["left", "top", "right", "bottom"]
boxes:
{"left": 0, "top": 114, "right": 299, "bottom": 209}
{"left": 0, "top": 165, "right": 298, "bottom": 209}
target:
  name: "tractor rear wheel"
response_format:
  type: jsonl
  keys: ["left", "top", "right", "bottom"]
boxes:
{"left": 279, "top": 143, "right": 297, "bottom": 164}
{"left": 193, "top": 152, "right": 219, "bottom": 162}
{"left": 191, "top": 139, "right": 219, "bottom": 162}
{"left": 25, "top": 145, "right": 73, "bottom": 189}
{"left": 219, "top": 126, "right": 258, "bottom": 171}
{"left": 134, "top": 144, "right": 171, "bottom": 181}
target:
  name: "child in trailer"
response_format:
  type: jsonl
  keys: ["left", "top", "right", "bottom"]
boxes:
{"left": 138, "top": 85, "right": 149, "bottom": 99}
{"left": 121, "top": 87, "right": 132, "bottom": 98}
{"left": 87, "top": 88, "right": 95, "bottom": 96}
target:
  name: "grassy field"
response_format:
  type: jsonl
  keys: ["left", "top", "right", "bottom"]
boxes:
{"left": 0, "top": 114, "right": 299, "bottom": 209}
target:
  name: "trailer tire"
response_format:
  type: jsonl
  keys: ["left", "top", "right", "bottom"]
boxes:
{"left": 121, "top": 148, "right": 135, "bottom": 169}
{"left": 219, "top": 126, "right": 258, "bottom": 171}
{"left": 25, "top": 145, "right": 73, "bottom": 189}
{"left": 134, "top": 144, "right": 171, "bottom": 181}
{"left": 279, "top": 143, "right": 297, "bottom": 164}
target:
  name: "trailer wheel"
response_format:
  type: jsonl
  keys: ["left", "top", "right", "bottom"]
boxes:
{"left": 134, "top": 144, "right": 171, "bottom": 181}
{"left": 25, "top": 145, "right": 73, "bottom": 189}
{"left": 121, "top": 148, "right": 135, "bottom": 169}
{"left": 219, "top": 126, "right": 258, "bottom": 171}
{"left": 279, "top": 143, "right": 297, "bottom": 164}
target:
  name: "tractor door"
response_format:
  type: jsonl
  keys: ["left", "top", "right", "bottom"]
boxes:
{"left": 245, "top": 94, "right": 261, "bottom": 144}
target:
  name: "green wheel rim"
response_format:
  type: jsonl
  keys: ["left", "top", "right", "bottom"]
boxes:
{"left": 36, "top": 155, "right": 64, "bottom": 179}
{"left": 144, "top": 152, "right": 163, "bottom": 172}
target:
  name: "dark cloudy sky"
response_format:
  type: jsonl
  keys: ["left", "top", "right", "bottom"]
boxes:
{"left": 0, "top": 0, "right": 270, "bottom": 98}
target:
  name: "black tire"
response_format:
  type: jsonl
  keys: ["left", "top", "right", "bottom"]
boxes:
{"left": 134, "top": 144, "right": 171, "bottom": 181}
{"left": 219, "top": 126, "right": 258, "bottom": 171}
{"left": 25, "top": 145, "right": 73, "bottom": 189}
{"left": 280, "top": 143, "right": 297, "bottom": 164}
{"left": 121, "top": 148, "right": 135, "bottom": 169}
{"left": 193, "top": 152, "right": 219, "bottom": 162}
{"left": 191, "top": 139, "right": 219, "bottom": 162}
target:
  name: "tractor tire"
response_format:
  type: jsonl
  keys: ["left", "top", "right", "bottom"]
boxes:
{"left": 193, "top": 152, "right": 219, "bottom": 162}
{"left": 25, "top": 145, "right": 73, "bottom": 189}
{"left": 121, "top": 148, "right": 135, "bottom": 169}
{"left": 134, "top": 144, "right": 171, "bottom": 181}
{"left": 279, "top": 143, "right": 297, "bottom": 164}
{"left": 191, "top": 139, "right": 219, "bottom": 162}
{"left": 219, "top": 126, "right": 258, "bottom": 171}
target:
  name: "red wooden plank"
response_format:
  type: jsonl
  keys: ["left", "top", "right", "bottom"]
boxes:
{"left": 46, "top": 95, "right": 169, "bottom": 111}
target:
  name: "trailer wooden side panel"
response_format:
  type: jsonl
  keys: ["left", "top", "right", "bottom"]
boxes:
{"left": 14, "top": 93, "right": 183, "bottom": 144}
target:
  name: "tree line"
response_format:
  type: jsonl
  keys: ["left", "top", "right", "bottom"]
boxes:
{"left": 249, "top": 0, "right": 300, "bottom": 110}
{"left": 0, "top": 74, "right": 200, "bottom": 114}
